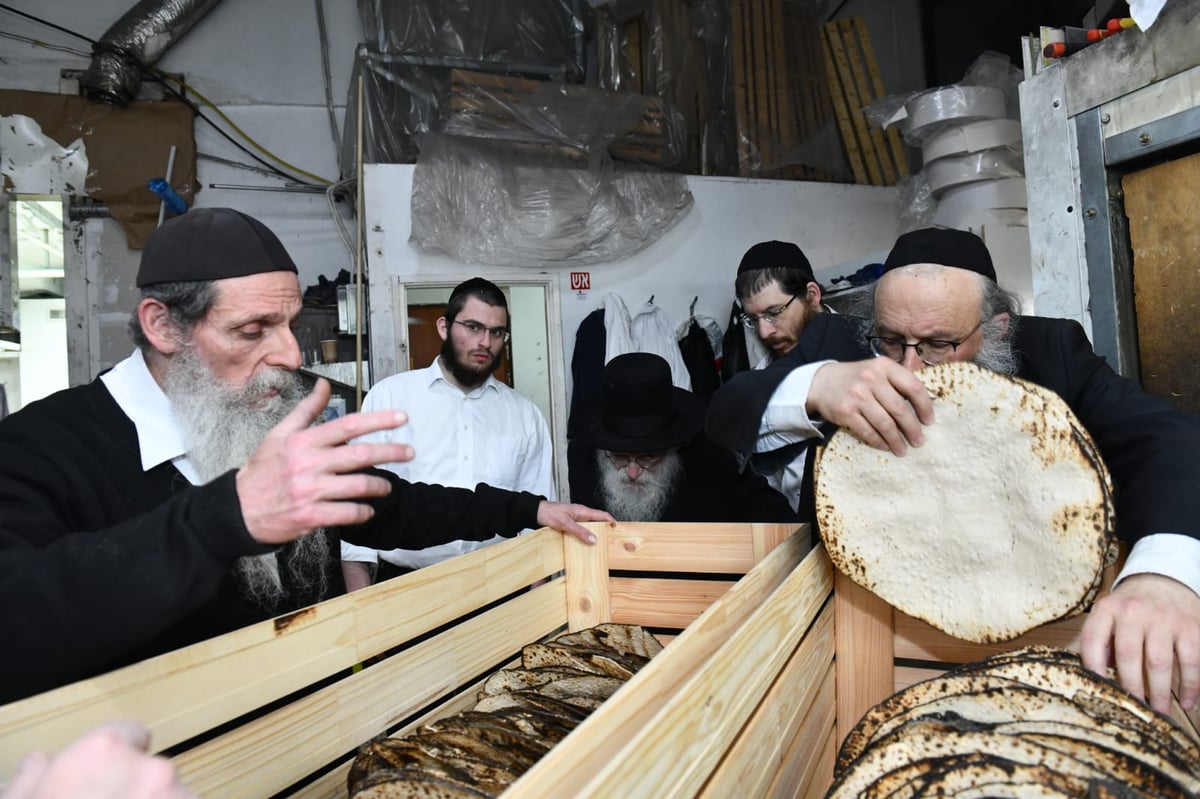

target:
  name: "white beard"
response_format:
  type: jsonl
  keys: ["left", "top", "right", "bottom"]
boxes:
{"left": 594, "top": 449, "right": 684, "bottom": 522}
{"left": 162, "top": 345, "right": 328, "bottom": 608}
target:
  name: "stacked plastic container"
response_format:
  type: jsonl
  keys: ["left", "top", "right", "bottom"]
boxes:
{"left": 903, "top": 85, "right": 1027, "bottom": 231}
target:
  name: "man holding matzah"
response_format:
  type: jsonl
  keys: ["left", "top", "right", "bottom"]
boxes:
{"left": 707, "top": 227, "right": 1200, "bottom": 716}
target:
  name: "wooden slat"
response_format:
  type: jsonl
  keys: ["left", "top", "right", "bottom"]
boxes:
{"left": 800, "top": 729, "right": 838, "bottom": 799}
{"left": 605, "top": 522, "right": 804, "bottom": 573}
{"left": 894, "top": 664, "right": 944, "bottom": 692}
{"left": 730, "top": 0, "right": 752, "bottom": 175}
{"left": 173, "top": 584, "right": 564, "bottom": 797}
{"left": 820, "top": 23, "right": 867, "bottom": 184}
{"left": 838, "top": 18, "right": 893, "bottom": 184}
{"left": 894, "top": 610, "right": 1088, "bottom": 664}
{"left": 504, "top": 532, "right": 818, "bottom": 798}
{"left": 608, "top": 576, "right": 736, "bottom": 629}
{"left": 566, "top": 522, "right": 611, "bottom": 631}
{"left": 834, "top": 571, "right": 893, "bottom": 747}
{"left": 0, "top": 529, "right": 567, "bottom": 777}
{"left": 565, "top": 546, "right": 833, "bottom": 797}
{"left": 698, "top": 607, "right": 835, "bottom": 797}
{"left": 823, "top": 20, "right": 881, "bottom": 185}
{"left": 769, "top": 663, "right": 836, "bottom": 799}
{"left": 855, "top": 15, "right": 909, "bottom": 177}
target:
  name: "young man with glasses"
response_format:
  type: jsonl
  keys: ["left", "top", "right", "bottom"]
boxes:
{"left": 734, "top": 240, "right": 827, "bottom": 367}
{"left": 708, "top": 226, "right": 1200, "bottom": 717}
{"left": 568, "top": 353, "right": 796, "bottom": 523}
{"left": 342, "top": 277, "right": 556, "bottom": 587}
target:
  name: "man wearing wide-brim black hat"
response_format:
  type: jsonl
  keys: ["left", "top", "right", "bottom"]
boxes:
{"left": 567, "top": 352, "right": 798, "bottom": 523}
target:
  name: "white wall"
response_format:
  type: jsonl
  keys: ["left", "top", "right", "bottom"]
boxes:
{"left": 0, "top": 0, "right": 363, "bottom": 292}
{"left": 364, "top": 164, "right": 901, "bottom": 395}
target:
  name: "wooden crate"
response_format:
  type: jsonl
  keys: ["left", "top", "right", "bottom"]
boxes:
{"left": 0, "top": 522, "right": 822, "bottom": 797}
{"left": 4, "top": 523, "right": 1194, "bottom": 797}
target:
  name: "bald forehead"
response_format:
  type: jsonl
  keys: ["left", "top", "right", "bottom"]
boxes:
{"left": 873, "top": 264, "right": 983, "bottom": 335}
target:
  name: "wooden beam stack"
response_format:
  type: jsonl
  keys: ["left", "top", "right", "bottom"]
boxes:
{"left": 820, "top": 16, "right": 909, "bottom": 186}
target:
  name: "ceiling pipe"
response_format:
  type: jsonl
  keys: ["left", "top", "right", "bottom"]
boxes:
{"left": 81, "top": 0, "right": 225, "bottom": 105}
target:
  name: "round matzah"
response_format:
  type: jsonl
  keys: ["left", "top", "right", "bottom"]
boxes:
{"left": 814, "top": 362, "right": 1115, "bottom": 643}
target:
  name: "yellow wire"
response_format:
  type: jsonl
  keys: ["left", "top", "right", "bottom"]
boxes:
{"left": 152, "top": 67, "right": 334, "bottom": 186}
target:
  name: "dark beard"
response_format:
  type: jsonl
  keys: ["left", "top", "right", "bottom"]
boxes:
{"left": 440, "top": 334, "right": 500, "bottom": 389}
{"left": 162, "top": 345, "right": 328, "bottom": 607}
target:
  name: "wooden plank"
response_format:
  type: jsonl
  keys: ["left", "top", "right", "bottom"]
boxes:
{"left": 838, "top": 18, "right": 894, "bottom": 184}
{"left": 768, "top": 664, "right": 836, "bottom": 799}
{"left": 566, "top": 522, "right": 611, "bottom": 631}
{"left": 855, "top": 15, "right": 909, "bottom": 177}
{"left": 504, "top": 532, "right": 818, "bottom": 798}
{"left": 824, "top": 20, "right": 881, "bottom": 185}
{"left": 565, "top": 545, "right": 834, "bottom": 797}
{"left": 609, "top": 576, "right": 737, "bottom": 629}
{"left": 606, "top": 522, "right": 804, "bottom": 572}
{"left": 895, "top": 664, "right": 944, "bottom": 692}
{"left": 769, "top": 0, "right": 795, "bottom": 179}
{"left": 893, "top": 610, "right": 1088, "bottom": 663}
{"left": 752, "top": 522, "right": 808, "bottom": 572}
{"left": 820, "top": 23, "right": 868, "bottom": 184}
{"left": 729, "top": 0, "right": 750, "bottom": 175}
{"left": 173, "top": 584, "right": 564, "bottom": 797}
{"left": 834, "top": 571, "right": 893, "bottom": 747}
{"left": 0, "top": 528, "right": 567, "bottom": 776}
{"left": 697, "top": 607, "right": 835, "bottom": 797}
{"left": 800, "top": 725, "right": 838, "bottom": 799}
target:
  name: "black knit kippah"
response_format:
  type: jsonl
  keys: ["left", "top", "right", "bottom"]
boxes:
{"left": 449, "top": 277, "right": 503, "bottom": 301}
{"left": 136, "top": 207, "right": 298, "bottom": 287}
{"left": 883, "top": 227, "right": 997, "bottom": 282}
{"left": 736, "top": 240, "right": 814, "bottom": 280}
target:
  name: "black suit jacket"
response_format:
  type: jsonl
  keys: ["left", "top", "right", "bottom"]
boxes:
{"left": 706, "top": 313, "right": 1200, "bottom": 545}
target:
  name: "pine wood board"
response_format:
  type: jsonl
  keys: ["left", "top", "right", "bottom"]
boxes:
{"left": 697, "top": 607, "right": 835, "bottom": 797}
{"left": 834, "top": 571, "right": 893, "bottom": 746}
{"left": 608, "top": 575, "right": 736, "bottom": 629}
{"left": 800, "top": 730, "right": 838, "bottom": 799}
{"left": 855, "top": 15, "right": 909, "bottom": 177}
{"left": 564, "top": 545, "right": 834, "bottom": 797}
{"left": 820, "top": 22, "right": 867, "bottom": 184}
{"left": 172, "top": 585, "right": 563, "bottom": 797}
{"left": 837, "top": 18, "right": 893, "bottom": 184}
{"left": 503, "top": 533, "right": 817, "bottom": 798}
{"left": 605, "top": 521, "right": 803, "bottom": 572}
{"left": 823, "top": 19, "right": 881, "bottom": 185}
{"left": 766, "top": 663, "right": 836, "bottom": 799}
{"left": 893, "top": 609, "right": 1088, "bottom": 663}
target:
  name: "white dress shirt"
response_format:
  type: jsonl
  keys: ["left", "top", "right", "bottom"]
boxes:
{"left": 340, "top": 358, "right": 555, "bottom": 569}
{"left": 100, "top": 349, "right": 200, "bottom": 486}
{"left": 755, "top": 361, "right": 1200, "bottom": 598}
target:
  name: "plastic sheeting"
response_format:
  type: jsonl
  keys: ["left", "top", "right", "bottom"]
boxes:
{"left": 409, "top": 134, "right": 693, "bottom": 266}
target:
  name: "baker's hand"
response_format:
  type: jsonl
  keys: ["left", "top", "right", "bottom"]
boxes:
{"left": 237, "top": 380, "right": 415, "bottom": 544}
{"left": 1081, "top": 573, "right": 1200, "bottom": 714}
{"left": 536, "top": 501, "right": 613, "bottom": 545}
{"left": 807, "top": 359, "right": 934, "bottom": 456}
{"left": 4, "top": 721, "right": 195, "bottom": 799}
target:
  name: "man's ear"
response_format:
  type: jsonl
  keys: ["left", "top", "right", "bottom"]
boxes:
{"left": 807, "top": 280, "right": 823, "bottom": 306}
{"left": 435, "top": 316, "right": 450, "bottom": 342}
{"left": 137, "top": 298, "right": 184, "bottom": 354}
{"left": 993, "top": 312, "right": 1011, "bottom": 338}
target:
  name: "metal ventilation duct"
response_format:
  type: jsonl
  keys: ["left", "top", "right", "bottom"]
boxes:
{"left": 81, "top": 0, "right": 225, "bottom": 105}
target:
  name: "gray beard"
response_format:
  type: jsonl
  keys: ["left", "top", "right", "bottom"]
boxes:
{"left": 162, "top": 345, "right": 329, "bottom": 608}
{"left": 972, "top": 322, "right": 1018, "bottom": 376}
{"left": 594, "top": 449, "right": 684, "bottom": 522}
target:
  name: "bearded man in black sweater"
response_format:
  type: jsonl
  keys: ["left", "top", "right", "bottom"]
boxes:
{"left": 0, "top": 208, "right": 610, "bottom": 703}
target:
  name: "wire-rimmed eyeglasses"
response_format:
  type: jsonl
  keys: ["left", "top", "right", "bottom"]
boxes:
{"left": 604, "top": 451, "right": 664, "bottom": 470}
{"left": 740, "top": 295, "right": 798, "bottom": 329}
{"left": 453, "top": 320, "right": 511, "bottom": 343}
{"left": 867, "top": 320, "right": 983, "bottom": 366}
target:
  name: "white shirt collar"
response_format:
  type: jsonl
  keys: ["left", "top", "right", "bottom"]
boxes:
{"left": 429, "top": 357, "right": 500, "bottom": 398}
{"left": 100, "top": 350, "right": 197, "bottom": 481}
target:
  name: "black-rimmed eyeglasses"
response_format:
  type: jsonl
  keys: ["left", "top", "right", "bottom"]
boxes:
{"left": 605, "top": 452, "right": 664, "bottom": 470}
{"left": 453, "top": 320, "right": 511, "bottom": 343}
{"left": 867, "top": 320, "right": 983, "bottom": 366}
{"left": 740, "top": 295, "right": 798, "bottom": 329}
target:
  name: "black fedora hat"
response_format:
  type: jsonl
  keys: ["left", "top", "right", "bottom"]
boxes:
{"left": 576, "top": 353, "right": 705, "bottom": 452}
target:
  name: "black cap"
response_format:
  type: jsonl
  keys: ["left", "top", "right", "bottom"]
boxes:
{"left": 136, "top": 208, "right": 298, "bottom": 287}
{"left": 883, "top": 227, "right": 996, "bottom": 282}
{"left": 736, "top": 240, "right": 814, "bottom": 280}
{"left": 450, "top": 277, "right": 504, "bottom": 302}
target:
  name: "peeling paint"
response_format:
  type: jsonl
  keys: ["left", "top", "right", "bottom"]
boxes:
{"left": 0, "top": 114, "right": 89, "bottom": 195}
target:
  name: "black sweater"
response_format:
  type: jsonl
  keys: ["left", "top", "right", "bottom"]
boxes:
{"left": 0, "top": 379, "right": 542, "bottom": 702}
